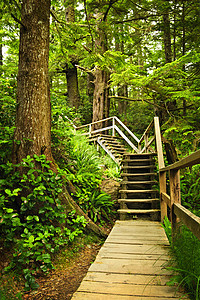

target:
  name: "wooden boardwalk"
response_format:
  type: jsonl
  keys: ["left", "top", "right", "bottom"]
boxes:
{"left": 72, "top": 220, "right": 189, "bottom": 299}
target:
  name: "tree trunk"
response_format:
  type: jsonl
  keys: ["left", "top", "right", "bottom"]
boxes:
{"left": 13, "top": 0, "right": 53, "bottom": 165}
{"left": 92, "top": 16, "right": 110, "bottom": 129}
{"left": 162, "top": 5, "right": 172, "bottom": 64}
{"left": 65, "top": 62, "right": 80, "bottom": 110}
{"left": 93, "top": 68, "right": 110, "bottom": 129}
{"left": 65, "top": 0, "right": 80, "bottom": 110}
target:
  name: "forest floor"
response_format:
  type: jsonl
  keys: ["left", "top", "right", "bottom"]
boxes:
{"left": 0, "top": 225, "right": 112, "bottom": 300}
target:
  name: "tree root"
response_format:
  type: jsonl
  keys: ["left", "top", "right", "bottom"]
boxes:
{"left": 61, "top": 184, "right": 108, "bottom": 238}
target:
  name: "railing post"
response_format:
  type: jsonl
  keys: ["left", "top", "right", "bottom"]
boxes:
{"left": 169, "top": 169, "right": 181, "bottom": 239}
{"left": 112, "top": 117, "right": 115, "bottom": 136}
{"left": 154, "top": 117, "right": 167, "bottom": 222}
{"left": 160, "top": 171, "right": 167, "bottom": 222}
{"left": 89, "top": 124, "right": 92, "bottom": 137}
{"left": 144, "top": 133, "right": 148, "bottom": 153}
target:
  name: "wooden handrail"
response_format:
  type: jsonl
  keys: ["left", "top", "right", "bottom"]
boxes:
{"left": 114, "top": 116, "right": 140, "bottom": 143}
{"left": 75, "top": 116, "right": 113, "bottom": 130}
{"left": 160, "top": 149, "right": 200, "bottom": 171}
{"left": 139, "top": 120, "right": 154, "bottom": 144}
{"left": 174, "top": 203, "right": 200, "bottom": 240}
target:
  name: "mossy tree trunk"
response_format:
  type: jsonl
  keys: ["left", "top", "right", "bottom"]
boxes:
{"left": 13, "top": 0, "right": 54, "bottom": 165}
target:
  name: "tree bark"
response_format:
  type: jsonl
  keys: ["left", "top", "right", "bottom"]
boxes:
{"left": 162, "top": 5, "right": 172, "bottom": 64}
{"left": 65, "top": 0, "right": 80, "bottom": 110}
{"left": 65, "top": 62, "right": 80, "bottom": 110}
{"left": 92, "top": 16, "right": 110, "bottom": 129}
{"left": 13, "top": 0, "right": 53, "bottom": 165}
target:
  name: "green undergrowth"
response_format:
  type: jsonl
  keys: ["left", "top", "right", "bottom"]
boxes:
{"left": 162, "top": 217, "right": 200, "bottom": 299}
{"left": 0, "top": 233, "right": 103, "bottom": 300}
{"left": 0, "top": 155, "right": 87, "bottom": 291}
{"left": 53, "top": 232, "right": 103, "bottom": 270}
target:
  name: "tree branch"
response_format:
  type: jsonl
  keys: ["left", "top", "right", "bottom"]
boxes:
{"left": 11, "top": 13, "right": 26, "bottom": 29}
{"left": 109, "top": 95, "right": 163, "bottom": 109}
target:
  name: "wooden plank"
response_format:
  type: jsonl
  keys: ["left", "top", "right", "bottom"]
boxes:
{"left": 77, "top": 281, "right": 185, "bottom": 298}
{"left": 71, "top": 220, "right": 188, "bottom": 300}
{"left": 160, "top": 149, "right": 200, "bottom": 171}
{"left": 89, "top": 259, "right": 172, "bottom": 275}
{"left": 97, "top": 253, "right": 170, "bottom": 260}
{"left": 83, "top": 271, "right": 172, "bottom": 285}
{"left": 174, "top": 203, "right": 200, "bottom": 240}
{"left": 99, "top": 244, "right": 170, "bottom": 255}
{"left": 105, "top": 235, "right": 168, "bottom": 242}
{"left": 72, "top": 292, "right": 187, "bottom": 300}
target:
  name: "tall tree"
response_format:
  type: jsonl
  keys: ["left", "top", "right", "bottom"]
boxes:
{"left": 13, "top": 0, "right": 53, "bottom": 165}
{"left": 64, "top": 0, "right": 80, "bottom": 110}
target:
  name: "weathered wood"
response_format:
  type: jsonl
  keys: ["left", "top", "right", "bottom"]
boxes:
{"left": 174, "top": 203, "right": 200, "bottom": 240}
{"left": 160, "top": 149, "right": 200, "bottom": 171}
{"left": 160, "top": 172, "right": 167, "bottom": 222}
{"left": 72, "top": 220, "right": 188, "bottom": 299}
{"left": 114, "top": 125, "right": 139, "bottom": 153}
{"left": 73, "top": 293, "right": 187, "bottom": 299}
{"left": 154, "top": 117, "right": 165, "bottom": 169}
{"left": 83, "top": 272, "right": 172, "bottom": 285}
{"left": 169, "top": 169, "right": 181, "bottom": 233}
{"left": 139, "top": 120, "right": 154, "bottom": 144}
{"left": 114, "top": 116, "right": 140, "bottom": 143}
{"left": 76, "top": 281, "right": 188, "bottom": 298}
{"left": 161, "top": 192, "right": 171, "bottom": 208}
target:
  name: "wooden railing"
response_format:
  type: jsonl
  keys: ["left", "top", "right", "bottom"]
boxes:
{"left": 141, "top": 117, "right": 200, "bottom": 241}
{"left": 75, "top": 116, "right": 140, "bottom": 153}
{"left": 159, "top": 150, "right": 200, "bottom": 240}
{"left": 149, "top": 117, "right": 200, "bottom": 241}
{"left": 66, "top": 114, "right": 200, "bottom": 240}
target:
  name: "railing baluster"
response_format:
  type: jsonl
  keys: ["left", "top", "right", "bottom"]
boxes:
{"left": 112, "top": 117, "right": 115, "bottom": 136}
{"left": 89, "top": 124, "right": 92, "bottom": 137}
{"left": 169, "top": 169, "right": 181, "bottom": 239}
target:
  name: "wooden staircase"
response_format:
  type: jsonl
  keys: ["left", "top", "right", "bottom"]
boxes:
{"left": 118, "top": 153, "right": 160, "bottom": 220}
{"left": 90, "top": 134, "right": 129, "bottom": 165}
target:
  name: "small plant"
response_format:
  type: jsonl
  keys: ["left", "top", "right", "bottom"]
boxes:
{"left": 162, "top": 216, "right": 172, "bottom": 245}
{"left": 0, "top": 155, "right": 87, "bottom": 290}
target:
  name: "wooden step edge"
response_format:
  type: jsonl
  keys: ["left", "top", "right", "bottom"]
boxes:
{"left": 123, "top": 152, "right": 157, "bottom": 156}
{"left": 121, "top": 165, "right": 155, "bottom": 169}
{"left": 119, "top": 189, "right": 158, "bottom": 193}
{"left": 121, "top": 173, "right": 157, "bottom": 176}
{"left": 121, "top": 181, "right": 157, "bottom": 184}
{"left": 117, "top": 209, "right": 160, "bottom": 214}
{"left": 118, "top": 198, "right": 159, "bottom": 203}
{"left": 122, "top": 159, "right": 154, "bottom": 162}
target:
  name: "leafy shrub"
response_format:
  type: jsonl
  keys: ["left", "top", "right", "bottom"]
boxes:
{"left": 0, "top": 155, "right": 86, "bottom": 290}
{"left": 173, "top": 225, "right": 200, "bottom": 299}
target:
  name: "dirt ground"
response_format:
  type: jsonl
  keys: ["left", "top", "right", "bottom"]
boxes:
{"left": 25, "top": 242, "right": 102, "bottom": 300}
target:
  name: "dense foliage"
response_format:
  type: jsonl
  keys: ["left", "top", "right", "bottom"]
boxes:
{"left": 0, "top": 0, "right": 200, "bottom": 298}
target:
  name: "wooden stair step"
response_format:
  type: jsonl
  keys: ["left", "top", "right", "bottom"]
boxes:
{"left": 121, "top": 165, "right": 155, "bottom": 169}
{"left": 121, "top": 181, "right": 157, "bottom": 184}
{"left": 119, "top": 189, "right": 157, "bottom": 193}
{"left": 123, "top": 152, "right": 156, "bottom": 156}
{"left": 118, "top": 209, "right": 160, "bottom": 214}
{"left": 122, "top": 159, "right": 154, "bottom": 163}
{"left": 118, "top": 198, "right": 159, "bottom": 203}
{"left": 121, "top": 173, "right": 157, "bottom": 176}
